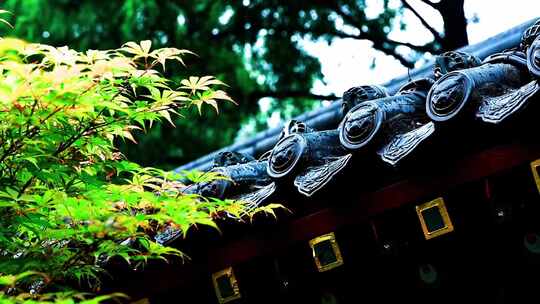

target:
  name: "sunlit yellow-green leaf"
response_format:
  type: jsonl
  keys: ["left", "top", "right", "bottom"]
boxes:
{"left": 0, "top": 22, "right": 243, "bottom": 304}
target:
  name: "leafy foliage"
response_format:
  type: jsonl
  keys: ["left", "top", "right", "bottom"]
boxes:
{"left": 0, "top": 36, "right": 245, "bottom": 303}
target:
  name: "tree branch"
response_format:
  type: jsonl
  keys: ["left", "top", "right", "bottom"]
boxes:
{"left": 330, "top": 4, "right": 416, "bottom": 68}
{"left": 417, "top": 0, "right": 440, "bottom": 10}
{"left": 372, "top": 42, "right": 415, "bottom": 68}
{"left": 389, "top": 39, "right": 437, "bottom": 53}
{"left": 330, "top": 28, "right": 436, "bottom": 53}
{"left": 401, "top": 0, "right": 444, "bottom": 43}
{"left": 250, "top": 91, "right": 340, "bottom": 101}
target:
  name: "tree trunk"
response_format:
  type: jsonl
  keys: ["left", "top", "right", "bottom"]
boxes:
{"left": 438, "top": 0, "right": 469, "bottom": 51}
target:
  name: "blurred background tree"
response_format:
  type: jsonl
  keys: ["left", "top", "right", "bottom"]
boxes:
{"left": 0, "top": 0, "right": 467, "bottom": 169}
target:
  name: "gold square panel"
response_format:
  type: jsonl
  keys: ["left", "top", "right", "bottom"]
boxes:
{"left": 212, "top": 267, "right": 241, "bottom": 304}
{"left": 416, "top": 197, "right": 454, "bottom": 240}
{"left": 309, "top": 232, "right": 344, "bottom": 272}
{"left": 530, "top": 159, "right": 540, "bottom": 195}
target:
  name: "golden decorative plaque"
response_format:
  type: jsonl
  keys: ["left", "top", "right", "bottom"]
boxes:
{"left": 530, "top": 159, "right": 540, "bottom": 195}
{"left": 212, "top": 267, "right": 241, "bottom": 304}
{"left": 309, "top": 232, "right": 344, "bottom": 272}
{"left": 416, "top": 197, "right": 454, "bottom": 240}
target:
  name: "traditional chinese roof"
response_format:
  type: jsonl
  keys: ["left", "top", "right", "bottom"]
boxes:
{"left": 163, "top": 17, "right": 540, "bottom": 224}
{"left": 111, "top": 17, "right": 540, "bottom": 303}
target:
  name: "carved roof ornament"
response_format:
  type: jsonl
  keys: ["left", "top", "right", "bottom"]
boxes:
{"left": 278, "top": 119, "right": 314, "bottom": 141}
{"left": 188, "top": 160, "right": 275, "bottom": 211}
{"left": 340, "top": 78, "right": 435, "bottom": 165}
{"left": 268, "top": 133, "right": 308, "bottom": 178}
{"left": 427, "top": 19, "right": 540, "bottom": 124}
{"left": 268, "top": 128, "right": 352, "bottom": 196}
{"left": 230, "top": 182, "right": 277, "bottom": 214}
{"left": 433, "top": 51, "right": 481, "bottom": 79}
{"left": 339, "top": 101, "right": 381, "bottom": 150}
{"left": 266, "top": 79, "right": 436, "bottom": 196}
{"left": 526, "top": 33, "right": 540, "bottom": 77}
{"left": 520, "top": 19, "right": 540, "bottom": 50}
{"left": 292, "top": 154, "right": 352, "bottom": 196}
{"left": 342, "top": 85, "right": 389, "bottom": 113}
{"left": 213, "top": 151, "right": 255, "bottom": 168}
{"left": 266, "top": 86, "right": 395, "bottom": 196}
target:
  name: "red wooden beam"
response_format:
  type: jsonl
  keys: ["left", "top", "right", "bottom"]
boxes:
{"left": 206, "top": 141, "right": 540, "bottom": 270}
